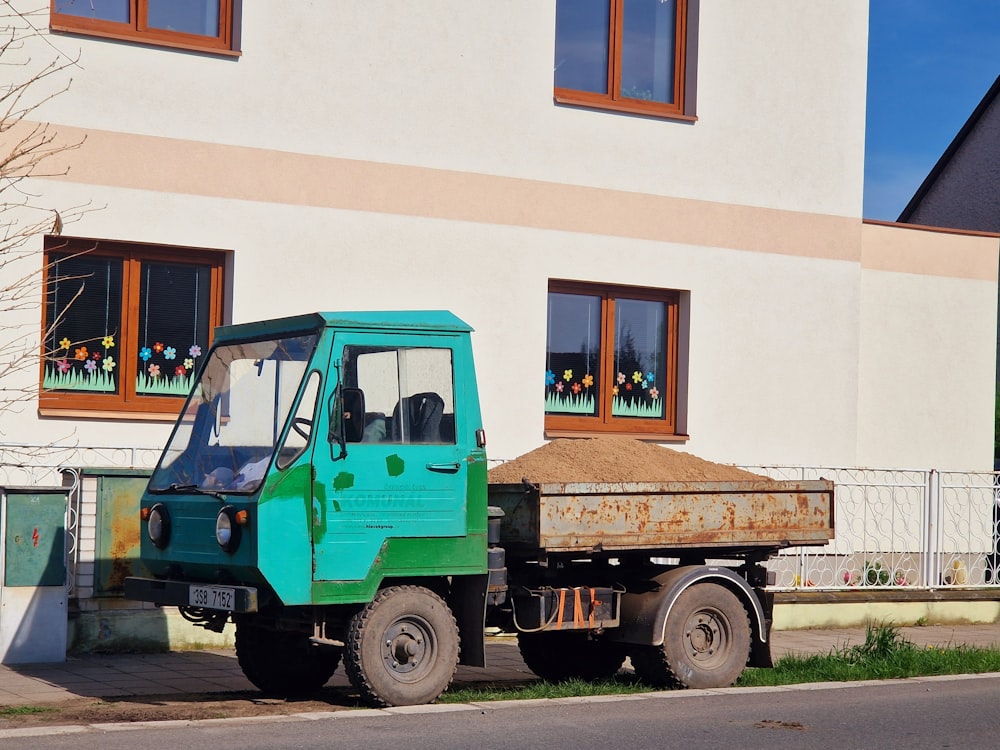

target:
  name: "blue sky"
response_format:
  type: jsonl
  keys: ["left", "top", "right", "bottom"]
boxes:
{"left": 864, "top": 1, "right": 1000, "bottom": 220}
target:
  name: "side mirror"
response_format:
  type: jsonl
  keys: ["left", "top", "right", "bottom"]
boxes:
{"left": 342, "top": 388, "right": 366, "bottom": 444}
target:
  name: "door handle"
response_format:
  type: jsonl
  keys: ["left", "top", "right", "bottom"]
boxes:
{"left": 426, "top": 462, "right": 461, "bottom": 474}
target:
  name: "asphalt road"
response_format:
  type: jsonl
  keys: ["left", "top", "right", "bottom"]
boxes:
{"left": 20, "top": 674, "right": 1000, "bottom": 750}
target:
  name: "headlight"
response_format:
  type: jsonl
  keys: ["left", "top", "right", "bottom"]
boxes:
{"left": 147, "top": 503, "right": 171, "bottom": 549}
{"left": 216, "top": 506, "right": 242, "bottom": 553}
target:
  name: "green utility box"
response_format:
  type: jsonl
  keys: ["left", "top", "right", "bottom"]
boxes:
{"left": 0, "top": 486, "right": 69, "bottom": 663}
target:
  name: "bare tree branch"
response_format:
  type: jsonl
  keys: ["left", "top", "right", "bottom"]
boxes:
{"left": 0, "top": 1, "right": 97, "bottom": 429}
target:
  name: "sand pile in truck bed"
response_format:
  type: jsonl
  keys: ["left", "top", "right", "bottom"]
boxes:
{"left": 487, "top": 437, "right": 763, "bottom": 484}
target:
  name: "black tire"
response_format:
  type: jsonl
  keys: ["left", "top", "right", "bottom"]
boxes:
{"left": 631, "top": 583, "right": 751, "bottom": 690}
{"left": 517, "top": 631, "right": 626, "bottom": 683}
{"left": 344, "top": 585, "right": 460, "bottom": 707}
{"left": 235, "top": 620, "right": 341, "bottom": 696}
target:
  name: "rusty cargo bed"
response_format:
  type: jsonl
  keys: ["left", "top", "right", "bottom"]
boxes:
{"left": 488, "top": 479, "right": 835, "bottom": 555}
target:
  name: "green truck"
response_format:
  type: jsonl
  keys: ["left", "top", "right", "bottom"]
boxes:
{"left": 124, "top": 311, "right": 834, "bottom": 706}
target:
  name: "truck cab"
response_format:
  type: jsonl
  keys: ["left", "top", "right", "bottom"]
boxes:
{"left": 126, "top": 311, "right": 490, "bottom": 706}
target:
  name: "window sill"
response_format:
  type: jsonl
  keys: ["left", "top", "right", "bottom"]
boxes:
{"left": 554, "top": 94, "right": 697, "bottom": 123}
{"left": 544, "top": 429, "right": 690, "bottom": 444}
{"left": 50, "top": 25, "right": 242, "bottom": 57}
{"left": 38, "top": 407, "right": 180, "bottom": 422}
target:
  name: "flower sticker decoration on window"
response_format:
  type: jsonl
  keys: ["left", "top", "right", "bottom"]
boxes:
{"left": 43, "top": 332, "right": 120, "bottom": 394}
{"left": 563, "top": 369, "right": 573, "bottom": 382}
{"left": 135, "top": 340, "right": 204, "bottom": 397}
{"left": 545, "top": 370, "right": 556, "bottom": 386}
{"left": 103, "top": 357, "right": 116, "bottom": 372}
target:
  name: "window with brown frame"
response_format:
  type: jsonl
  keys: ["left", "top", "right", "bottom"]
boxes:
{"left": 554, "top": 0, "right": 693, "bottom": 119}
{"left": 545, "top": 280, "right": 680, "bottom": 437}
{"left": 40, "top": 236, "right": 226, "bottom": 418}
{"left": 50, "top": 0, "right": 239, "bottom": 55}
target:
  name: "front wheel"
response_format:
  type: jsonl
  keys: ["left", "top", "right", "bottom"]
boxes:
{"left": 344, "top": 585, "right": 460, "bottom": 707}
{"left": 631, "top": 583, "right": 751, "bottom": 690}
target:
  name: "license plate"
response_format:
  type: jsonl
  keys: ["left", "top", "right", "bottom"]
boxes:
{"left": 189, "top": 585, "right": 236, "bottom": 611}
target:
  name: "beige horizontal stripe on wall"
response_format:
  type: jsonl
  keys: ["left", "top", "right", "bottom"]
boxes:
{"left": 862, "top": 221, "right": 999, "bottom": 282}
{"left": 29, "top": 122, "right": 997, "bottom": 279}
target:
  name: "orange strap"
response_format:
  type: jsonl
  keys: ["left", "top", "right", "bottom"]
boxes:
{"left": 573, "top": 588, "right": 584, "bottom": 629}
{"left": 556, "top": 589, "right": 566, "bottom": 630}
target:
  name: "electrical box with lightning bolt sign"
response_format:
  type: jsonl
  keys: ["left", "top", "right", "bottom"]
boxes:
{"left": 0, "top": 487, "right": 69, "bottom": 663}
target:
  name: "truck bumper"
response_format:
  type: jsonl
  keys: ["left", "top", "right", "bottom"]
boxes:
{"left": 124, "top": 576, "right": 259, "bottom": 613}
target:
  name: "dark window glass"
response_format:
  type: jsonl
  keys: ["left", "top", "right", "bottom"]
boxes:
{"left": 621, "top": 0, "right": 677, "bottom": 103}
{"left": 44, "top": 254, "right": 124, "bottom": 395}
{"left": 54, "top": 0, "right": 130, "bottom": 23}
{"left": 136, "top": 262, "right": 213, "bottom": 397}
{"left": 554, "top": 0, "right": 610, "bottom": 95}
{"left": 545, "top": 293, "right": 601, "bottom": 417}
{"left": 147, "top": 0, "right": 220, "bottom": 37}
{"left": 612, "top": 298, "right": 667, "bottom": 419}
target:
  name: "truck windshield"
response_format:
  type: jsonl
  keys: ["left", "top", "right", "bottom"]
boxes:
{"left": 148, "top": 333, "right": 320, "bottom": 494}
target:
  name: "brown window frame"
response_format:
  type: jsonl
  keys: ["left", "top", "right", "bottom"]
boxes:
{"left": 50, "top": 0, "right": 240, "bottom": 56}
{"left": 545, "top": 280, "right": 681, "bottom": 439}
{"left": 39, "top": 236, "right": 227, "bottom": 420}
{"left": 553, "top": 0, "right": 694, "bottom": 121}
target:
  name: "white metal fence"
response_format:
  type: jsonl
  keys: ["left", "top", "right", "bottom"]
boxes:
{"left": 746, "top": 466, "right": 1000, "bottom": 591}
{"left": 3, "top": 445, "right": 999, "bottom": 594}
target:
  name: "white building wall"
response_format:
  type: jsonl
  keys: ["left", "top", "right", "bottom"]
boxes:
{"left": 2, "top": 0, "right": 995, "bottom": 474}
{"left": 27, "top": 2, "right": 867, "bottom": 216}
{"left": 856, "top": 223, "right": 999, "bottom": 471}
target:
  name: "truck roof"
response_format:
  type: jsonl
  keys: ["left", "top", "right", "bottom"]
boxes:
{"left": 212, "top": 311, "right": 473, "bottom": 343}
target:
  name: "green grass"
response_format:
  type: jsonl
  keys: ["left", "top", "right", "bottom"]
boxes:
{"left": 441, "top": 677, "right": 650, "bottom": 703}
{"left": 739, "top": 622, "right": 1000, "bottom": 687}
{"left": 441, "top": 624, "right": 1000, "bottom": 704}
{"left": 0, "top": 705, "right": 55, "bottom": 717}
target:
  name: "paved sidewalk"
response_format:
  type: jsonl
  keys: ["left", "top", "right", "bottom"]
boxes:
{"left": 1, "top": 623, "right": 998, "bottom": 707}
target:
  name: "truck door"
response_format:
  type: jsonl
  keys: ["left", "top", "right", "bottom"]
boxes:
{"left": 311, "top": 334, "right": 467, "bottom": 582}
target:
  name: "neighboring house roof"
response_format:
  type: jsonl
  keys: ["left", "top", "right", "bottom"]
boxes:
{"left": 898, "top": 73, "right": 1000, "bottom": 231}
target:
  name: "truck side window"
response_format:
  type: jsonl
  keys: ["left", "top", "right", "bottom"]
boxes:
{"left": 276, "top": 370, "right": 320, "bottom": 469}
{"left": 345, "top": 346, "right": 456, "bottom": 445}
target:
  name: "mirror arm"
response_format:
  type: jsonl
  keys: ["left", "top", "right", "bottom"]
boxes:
{"left": 328, "top": 360, "right": 348, "bottom": 462}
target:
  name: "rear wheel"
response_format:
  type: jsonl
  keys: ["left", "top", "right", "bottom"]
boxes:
{"left": 517, "top": 631, "right": 626, "bottom": 683}
{"left": 235, "top": 620, "right": 341, "bottom": 696}
{"left": 344, "top": 586, "right": 460, "bottom": 707}
{"left": 631, "top": 583, "right": 750, "bottom": 689}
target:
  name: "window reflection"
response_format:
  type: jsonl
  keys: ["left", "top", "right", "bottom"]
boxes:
{"left": 554, "top": 0, "right": 610, "bottom": 95}
{"left": 147, "top": 0, "right": 220, "bottom": 37}
{"left": 54, "top": 0, "right": 130, "bottom": 23}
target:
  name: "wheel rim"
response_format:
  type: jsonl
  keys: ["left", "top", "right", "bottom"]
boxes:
{"left": 683, "top": 606, "right": 732, "bottom": 668}
{"left": 382, "top": 615, "right": 436, "bottom": 682}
